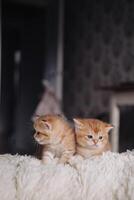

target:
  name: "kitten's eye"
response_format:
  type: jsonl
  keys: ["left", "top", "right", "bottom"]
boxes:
{"left": 88, "top": 135, "right": 93, "bottom": 139}
{"left": 99, "top": 136, "right": 103, "bottom": 140}
{"left": 42, "top": 119, "right": 47, "bottom": 122}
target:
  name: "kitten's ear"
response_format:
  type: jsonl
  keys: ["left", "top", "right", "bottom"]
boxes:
{"left": 41, "top": 120, "right": 52, "bottom": 130}
{"left": 105, "top": 123, "right": 114, "bottom": 133}
{"left": 73, "top": 118, "right": 84, "bottom": 130}
{"left": 32, "top": 115, "right": 40, "bottom": 122}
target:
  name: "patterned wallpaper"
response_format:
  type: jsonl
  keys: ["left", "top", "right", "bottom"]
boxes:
{"left": 63, "top": 0, "right": 134, "bottom": 118}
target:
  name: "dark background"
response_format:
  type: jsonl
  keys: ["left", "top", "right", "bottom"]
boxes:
{"left": 1, "top": 0, "right": 134, "bottom": 154}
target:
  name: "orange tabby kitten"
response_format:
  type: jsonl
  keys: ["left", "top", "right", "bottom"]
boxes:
{"left": 34, "top": 114, "right": 75, "bottom": 164}
{"left": 73, "top": 118, "right": 113, "bottom": 158}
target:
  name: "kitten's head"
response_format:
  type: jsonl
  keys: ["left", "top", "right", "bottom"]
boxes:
{"left": 73, "top": 118, "right": 113, "bottom": 149}
{"left": 33, "top": 114, "right": 65, "bottom": 145}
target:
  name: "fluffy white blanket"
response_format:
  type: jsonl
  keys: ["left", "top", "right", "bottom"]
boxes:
{"left": 0, "top": 151, "right": 134, "bottom": 200}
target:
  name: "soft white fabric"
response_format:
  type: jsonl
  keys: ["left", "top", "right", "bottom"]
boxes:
{"left": 0, "top": 151, "right": 134, "bottom": 200}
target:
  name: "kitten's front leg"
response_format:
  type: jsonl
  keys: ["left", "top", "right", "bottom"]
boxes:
{"left": 59, "top": 150, "right": 74, "bottom": 164}
{"left": 42, "top": 151, "right": 54, "bottom": 164}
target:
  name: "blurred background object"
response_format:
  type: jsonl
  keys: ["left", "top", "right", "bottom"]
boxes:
{"left": 0, "top": 0, "right": 134, "bottom": 155}
{"left": 32, "top": 80, "right": 63, "bottom": 119}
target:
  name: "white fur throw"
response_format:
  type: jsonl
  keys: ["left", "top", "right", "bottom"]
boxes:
{"left": 0, "top": 151, "right": 134, "bottom": 200}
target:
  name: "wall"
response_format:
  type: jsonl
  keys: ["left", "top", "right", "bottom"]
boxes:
{"left": 64, "top": 0, "right": 134, "bottom": 118}
{"left": 1, "top": 2, "right": 46, "bottom": 154}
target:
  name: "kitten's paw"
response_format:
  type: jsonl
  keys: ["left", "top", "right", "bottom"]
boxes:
{"left": 69, "top": 155, "right": 84, "bottom": 167}
{"left": 42, "top": 151, "right": 54, "bottom": 164}
{"left": 58, "top": 157, "right": 69, "bottom": 165}
{"left": 42, "top": 159, "right": 49, "bottom": 165}
{"left": 58, "top": 159, "right": 66, "bottom": 165}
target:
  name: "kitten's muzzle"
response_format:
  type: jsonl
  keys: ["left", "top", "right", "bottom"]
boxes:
{"left": 93, "top": 139, "right": 98, "bottom": 144}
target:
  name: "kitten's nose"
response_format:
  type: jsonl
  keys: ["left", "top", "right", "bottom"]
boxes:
{"left": 93, "top": 139, "right": 97, "bottom": 144}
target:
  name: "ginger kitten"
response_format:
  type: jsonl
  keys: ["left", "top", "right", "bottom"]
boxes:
{"left": 73, "top": 118, "right": 113, "bottom": 158}
{"left": 34, "top": 114, "right": 75, "bottom": 164}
